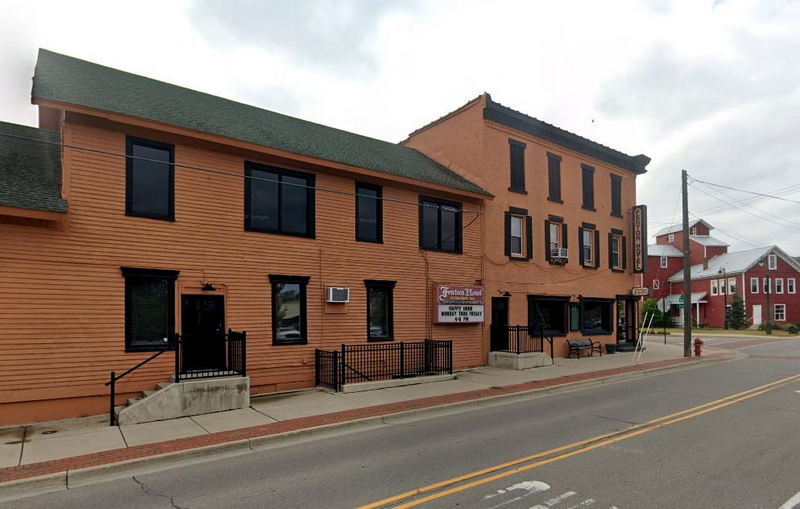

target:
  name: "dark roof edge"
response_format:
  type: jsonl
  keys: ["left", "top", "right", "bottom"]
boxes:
{"left": 483, "top": 96, "right": 650, "bottom": 175}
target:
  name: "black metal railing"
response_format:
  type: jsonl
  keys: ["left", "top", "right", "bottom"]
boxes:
{"left": 174, "top": 329, "right": 246, "bottom": 382}
{"left": 105, "top": 343, "right": 174, "bottom": 426}
{"left": 315, "top": 339, "right": 453, "bottom": 392}
{"left": 492, "top": 325, "right": 554, "bottom": 359}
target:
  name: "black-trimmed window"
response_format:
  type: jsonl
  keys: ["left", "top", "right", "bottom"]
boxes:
{"left": 581, "top": 298, "right": 614, "bottom": 335}
{"left": 122, "top": 267, "right": 178, "bottom": 352}
{"left": 504, "top": 207, "right": 532, "bottom": 260}
{"left": 126, "top": 137, "right": 174, "bottom": 220}
{"left": 578, "top": 223, "right": 599, "bottom": 268}
{"left": 545, "top": 216, "right": 568, "bottom": 264}
{"left": 270, "top": 275, "right": 309, "bottom": 345}
{"left": 610, "top": 174, "right": 622, "bottom": 217}
{"left": 355, "top": 182, "right": 382, "bottom": 243}
{"left": 366, "top": 280, "right": 395, "bottom": 341}
{"left": 419, "top": 196, "right": 462, "bottom": 253}
{"left": 528, "top": 296, "right": 569, "bottom": 336}
{"left": 245, "top": 162, "right": 315, "bottom": 238}
{"left": 547, "top": 153, "right": 562, "bottom": 202}
{"left": 509, "top": 139, "right": 526, "bottom": 193}
{"left": 608, "top": 230, "right": 626, "bottom": 271}
{"left": 581, "top": 164, "right": 595, "bottom": 210}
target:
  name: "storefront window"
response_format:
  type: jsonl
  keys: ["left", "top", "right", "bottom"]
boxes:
{"left": 581, "top": 299, "right": 613, "bottom": 335}
{"left": 528, "top": 297, "right": 568, "bottom": 335}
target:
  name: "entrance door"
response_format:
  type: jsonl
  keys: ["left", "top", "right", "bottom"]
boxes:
{"left": 490, "top": 297, "right": 509, "bottom": 351}
{"left": 752, "top": 305, "right": 762, "bottom": 326}
{"left": 181, "top": 294, "right": 225, "bottom": 372}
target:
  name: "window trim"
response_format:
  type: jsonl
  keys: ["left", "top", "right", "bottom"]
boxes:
{"left": 788, "top": 278, "right": 796, "bottom": 294}
{"left": 579, "top": 225, "right": 597, "bottom": 268}
{"left": 774, "top": 303, "right": 786, "bottom": 322}
{"left": 768, "top": 254, "right": 777, "bottom": 270}
{"left": 244, "top": 161, "right": 316, "bottom": 238}
{"left": 608, "top": 231, "right": 625, "bottom": 271}
{"left": 667, "top": 233, "right": 675, "bottom": 243}
{"left": 121, "top": 267, "right": 179, "bottom": 352}
{"left": 125, "top": 136, "right": 175, "bottom": 221}
{"left": 653, "top": 279, "right": 660, "bottom": 290}
{"left": 710, "top": 279, "right": 718, "bottom": 296}
{"left": 365, "top": 280, "right": 396, "bottom": 342}
{"left": 419, "top": 195, "right": 463, "bottom": 254}
{"left": 660, "top": 256, "right": 669, "bottom": 268}
{"left": 355, "top": 182, "right": 383, "bottom": 243}
{"left": 750, "top": 277, "right": 759, "bottom": 294}
{"left": 764, "top": 277, "right": 771, "bottom": 294}
{"left": 269, "top": 274, "right": 310, "bottom": 346}
{"left": 775, "top": 278, "right": 784, "bottom": 294}
{"left": 509, "top": 215, "right": 525, "bottom": 257}
{"left": 728, "top": 277, "right": 737, "bottom": 296}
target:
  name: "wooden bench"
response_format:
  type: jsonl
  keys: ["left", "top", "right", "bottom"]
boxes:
{"left": 567, "top": 339, "right": 602, "bottom": 358}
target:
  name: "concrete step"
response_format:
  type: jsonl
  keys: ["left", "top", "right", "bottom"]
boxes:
{"left": 127, "top": 397, "right": 142, "bottom": 406}
{"left": 157, "top": 382, "right": 172, "bottom": 391}
{"left": 143, "top": 390, "right": 157, "bottom": 398}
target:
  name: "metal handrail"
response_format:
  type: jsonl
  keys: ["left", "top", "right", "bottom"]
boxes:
{"left": 105, "top": 341, "right": 174, "bottom": 426}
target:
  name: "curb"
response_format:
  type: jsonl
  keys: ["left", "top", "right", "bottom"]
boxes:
{"left": 0, "top": 355, "right": 729, "bottom": 501}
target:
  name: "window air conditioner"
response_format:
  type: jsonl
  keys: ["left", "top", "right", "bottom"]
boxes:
{"left": 551, "top": 248, "right": 569, "bottom": 260}
{"left": 326, "top": 287, "right": 350, "bottom": 303}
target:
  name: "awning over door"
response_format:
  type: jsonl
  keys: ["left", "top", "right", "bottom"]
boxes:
{"left": 657, "top": 292, "right": 707, "bottom": 309}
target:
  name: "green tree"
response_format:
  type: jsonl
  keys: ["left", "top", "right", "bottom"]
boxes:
{"left": 641, "top": 298, "right": 674, "bottom": 328}
{"left": 728, "top": 293, "right": 746, "bottom": 329}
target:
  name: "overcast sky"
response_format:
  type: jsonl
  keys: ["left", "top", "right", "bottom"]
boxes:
{"left": 1, "top": 0, "right": 799, "bottom": 253}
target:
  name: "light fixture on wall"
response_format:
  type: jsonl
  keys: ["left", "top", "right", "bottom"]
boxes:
{"left": 201, "top": 282, "right": 216, "bottom": 292}
{"left": 502, "top": 291, "right": 512, "bottom": 297}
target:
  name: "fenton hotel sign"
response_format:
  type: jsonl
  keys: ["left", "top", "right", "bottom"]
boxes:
{"left": 435, "top": 285, "right": 484, "bottom": 324}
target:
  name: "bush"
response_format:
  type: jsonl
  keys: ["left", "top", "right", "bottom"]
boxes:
{"left": 728, "top": 293, "right": 747, "bottom": 329}
{"left": 758, "top": 322, "right": 781, "bottom": 331}
{"left": 788, "top": 325, "right": 799, "bottom": 334}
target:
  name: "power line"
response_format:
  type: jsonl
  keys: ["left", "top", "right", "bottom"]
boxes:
{"left": 692, "top": 182, "right": 800, "bottom": 216}
{"left": 689, "top": 177, "right": 800, "bottom": 206}
{"left": 690, "top": 181, "right": 800, "bottom": 231}
{"left": 0, "top": 131, "right": 486, "bottom": 216}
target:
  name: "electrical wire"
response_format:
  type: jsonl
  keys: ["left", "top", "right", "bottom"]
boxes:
{"left": 690, "top": 181, "right": 800, "bottom": 231}
{"left": 689, "top": 177, "right": 800, "bottom": 206}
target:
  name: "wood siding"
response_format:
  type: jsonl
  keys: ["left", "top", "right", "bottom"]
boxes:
{"left": 0, "top": 114, "right": 484, "bottom": 425}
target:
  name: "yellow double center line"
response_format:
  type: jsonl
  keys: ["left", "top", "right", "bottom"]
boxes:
{"left": 360, "top": 373, "right": 800, "bottom": 509}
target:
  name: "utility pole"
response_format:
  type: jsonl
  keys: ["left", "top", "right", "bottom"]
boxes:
{"left": 682, "top": 170, "right": 692, "bottom": 357}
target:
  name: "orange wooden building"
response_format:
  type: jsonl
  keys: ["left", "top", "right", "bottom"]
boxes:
{"left": 0, "top": 50, "right": 490, "bottom": 425}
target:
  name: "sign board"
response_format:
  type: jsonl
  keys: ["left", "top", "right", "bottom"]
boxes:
{"left": 631, "top": 286, "right": 650, "bottom": 297}
{"left": 435, "top": 285, "right": 484, "bottom": 324}
{"left": 677, "top": 294, "right": 685, "bottom": 309}
{"left": 632, "top": 205, "right": 648, "bottom": 273}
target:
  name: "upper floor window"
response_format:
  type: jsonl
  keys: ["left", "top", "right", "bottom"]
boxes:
{"left": 719, "top": 278, "right": 727, "bottom": 295}
{"left": 245, "top": 162, "right": 315, "bottom": 238}
{"left": 711, "top": 279, "right": 718, "bottom": 296}
{"left": 768, "top": 254, "right": 777, "bottom": 270}
{"left": 691, "top": 227, "right": 698, "bottom": 235}
{"left": 667, "top": 233, "right": 675, "bottom": 243}
{"left": 547, "top": 153, "right": 562, "bottom": 202}
{"left": 728, "top": 277, "right": 737, "bottom": 295}
{"left": 505, "top": 208, "right": 532, "bottom": 260}
{"left": 660, "top": 256, "right": 668, "bottom": 268}
{"left": 775, "top": 278, "right": 784, "bottom": 294}
{"left": 126, "top": 137, "right": 174, "bottom": 221}
{"left": 581, "top": 165, "right": 595, "bottom": 210}
{"left": 121, "top": 267, "right": 178, "bottom": 352}
{"left": 788, "top": 278, "right": 796, "bottom": 294}
{"left": 579, "top": 224, "right": 598, "bottom": 268}
{"left": 610, "top": 174, "right": 622, "bottom": 217}
{"left": 420, "top": 196, "right": 462, "bottom": 253}
{"left": 508, "top": 139, "right": 526, "bottom": 193}
{"left": 750, "top": 277, "right": 759, "bottom": 294}
{"left": 546, "top": 217, "right": 568, "bottom": 264}
{"left": 270, "top": 275, "right": 309, "bottom": 345}
{"left": 763, "top": 277, "right": 771, "bottom": 294}
{"left": 608, "top": 230, "right": 626, "bottom": 271}
{"left": 355, "top": 182, "right": 382, "bottom": 243}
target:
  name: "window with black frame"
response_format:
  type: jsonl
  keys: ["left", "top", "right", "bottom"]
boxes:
{"left": 356, "top": 182, "right": 382, "bottom": 243}
{"left": 245, "top": 162, "right": 315, "bottom": 238}
{"left": 581, "top": 299, "right": 613, "bottom": 335}
{"left": 122, "top": 267, "right": 178, "bottom": 351}
{"left": 270, "top": 275, "right": 309, "bottom": 345}
{"left": 528, "top": 297, "right": 568, "bottom": 336}
{"left": 366, "top": 280, "right": 395, "bottom": 341}
{"left": 419, "top": 196, "right": 462, "bottom": 253}
{"left": 126, "top": 137, "right": 174, "bottom": 220}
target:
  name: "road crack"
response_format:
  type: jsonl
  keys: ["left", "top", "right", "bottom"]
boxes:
{"left": 594, "top": 414, "right": 638, "bottom": 425}
{"left": 132, "top": 475, "right": 188, "bottom": 509}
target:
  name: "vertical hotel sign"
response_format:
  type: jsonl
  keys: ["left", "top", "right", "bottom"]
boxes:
{"left": 435, "top": 285, "right": 484, "bottom": 323}
{"left": 632, "top": 205, "right": 647, "bottom": 273}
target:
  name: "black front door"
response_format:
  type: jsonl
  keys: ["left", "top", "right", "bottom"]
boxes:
{"left": 490, "top": 297, "right": 509, "bottom": 351}
{"left": 181, "top": 294, "right": 225, "bottom": 372}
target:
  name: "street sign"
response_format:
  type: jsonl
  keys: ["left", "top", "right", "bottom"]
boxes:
{"left": 678, "top": 294, "right": 685, "bottom": 309}
{"left": 631, "top": 287, "right": 649, "bottom": 296}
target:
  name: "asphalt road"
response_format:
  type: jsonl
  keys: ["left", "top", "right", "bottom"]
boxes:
{"left": 8, "top": 336, "right": 800, "bottom": 509}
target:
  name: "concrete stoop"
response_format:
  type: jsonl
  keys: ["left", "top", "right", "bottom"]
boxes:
{"left": 488, "top": 351, "right": 550, "bottom": 370}
{"left": 115, "top": 376, "right": 250, "bottom": 425}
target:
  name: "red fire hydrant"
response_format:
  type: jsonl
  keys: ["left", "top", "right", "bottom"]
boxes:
{"left": 694, "top": 337, "right": 704, "bottom": 357}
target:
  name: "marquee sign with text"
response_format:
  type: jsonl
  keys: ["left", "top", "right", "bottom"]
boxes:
{"left": 435, "top": 285, "right": 484, "bottom": 324}
{"left": 632, "top": 205, "right": 648, "bottom": 273}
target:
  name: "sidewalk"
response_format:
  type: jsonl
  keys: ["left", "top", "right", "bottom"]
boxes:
{"left": 0, "top": 342, "right": 730, "bottom": 493}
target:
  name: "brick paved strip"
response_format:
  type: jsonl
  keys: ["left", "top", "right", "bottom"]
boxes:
{"left": 710, "top": 337, "right": 798, "bottom": 350}
{"left": 0, "top": 356, "right": 709, "bottom": 484}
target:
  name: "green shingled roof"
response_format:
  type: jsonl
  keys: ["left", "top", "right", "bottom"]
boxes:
{"left": 0, "top": 121, "right": 67, "bottom": 213}
{"left": 32, "top": 49, "right": 489, "bottom": 197}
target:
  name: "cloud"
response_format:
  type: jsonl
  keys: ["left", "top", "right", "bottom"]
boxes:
{"left": 188, "top": 0, "right": 412, "bottom": 74}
